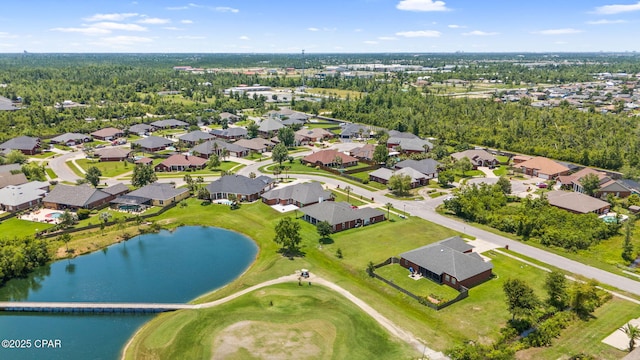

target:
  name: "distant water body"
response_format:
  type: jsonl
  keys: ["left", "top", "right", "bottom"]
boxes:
{"left": 0, "top": 226, "right": 258, "bottom": 360}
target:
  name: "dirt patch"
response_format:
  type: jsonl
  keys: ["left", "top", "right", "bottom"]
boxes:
{"left": 212, "top": 319, "right": 335, "bottom": 360}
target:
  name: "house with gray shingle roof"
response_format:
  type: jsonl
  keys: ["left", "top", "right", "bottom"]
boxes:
{"left": 388, "top": 136, "right": 433, "bottom": 154}
{"left": 150, "top": 119, "right": 189, "bottom": 129}
{"left": 219, "top": 112, "right": 241, "bottom": 123}
{"left": 50, "top": 133, "right": 91, "bottom": 146}
{"left": 261, "top": 181, "right": 333, "bottom": 207}
{"left": 340, "top": 123, "right": 372, "bottom": 139}
{"left": 206, "top": 175, "right": 274, "bottom": 202}
{"left": 0, "top": 181, "right": 49, "bottom": 212}
{"left": 257, "top": 118, "right": 285, "bottom": 136}
{"left": 128, "top": 123, "right": 155, "bottom": 136}
{"left": 0, "top": 172, "right": 28, "bottom": 189}
{"left": 126, "top": 183, "right": 189, "bottom": 207}
{"left": 369, "top": 167, "right": 429, "bottom": 187}
{"left": 43, "top": 184, "right": 112, "bottom": 210}
{"left": 192, "top": 139, "right": 249, "bottom": 159}
{"left": 451, "top": 149, "right": 498, "bottom": 169}
{"left": 210, "top": 127, "right": 247, "bottom": 140}
{"left": 300, "top": 201, "right": 385, "bottom": 232}
{"left": 0, "top": 136, "right": 41, "bottom": 155}
{"left": 399, "top": 236, "right": 493, "bottom": 290}
{"left": 133, "top": 136, "right": 173, "bottom": 152}
{"left": 0, "top": 96, "right": 18, "bottom": 111}
{"left": 178, "top": 130, "right": 214, "bottom": 146}
{"left": 394, "top": 159, "right": 440, "bottom": 179}
{"left": 233, "top": 138, "right": 273, "bottom": 153}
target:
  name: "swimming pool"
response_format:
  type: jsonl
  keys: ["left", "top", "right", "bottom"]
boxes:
{"left": 45, "top": 212, "right": 63, "bottom": 219}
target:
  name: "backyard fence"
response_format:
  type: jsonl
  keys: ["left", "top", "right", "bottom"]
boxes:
{"left": 369, "top": 257, "right": 469, "bottom": 310}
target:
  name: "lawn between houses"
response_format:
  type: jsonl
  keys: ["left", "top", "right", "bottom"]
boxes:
{"left": 118, "top": 199, "right": 636, "bottom": 359}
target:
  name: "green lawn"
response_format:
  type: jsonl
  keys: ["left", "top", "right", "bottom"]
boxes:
{"left": 65, "top": 160, "right": 85, "bottom": 177}
{"left": 75, "top": 158, "right": 133, "bottom": 178}
{"left": 83, "top": 198, "right": 639, "bottom": 358}
{"left": 375, "top": 264, "right": 460, "bottom": 301}
{"left": 496, "top": 155, "right": 510, "bottom": 164}
{"left": 0, "top": 217, "right": 55, "bottom": 238}
{"left": 331, "top": 189, "right": 368, "bottom": 206}
{"left": 492, "top": 165, "right": 509, "bottom": 176}
{"left": 30, "top": 151, "right": 56, "bottom": 159}
{"left": 124, "top": 284, "right": 417, "bottom": 360}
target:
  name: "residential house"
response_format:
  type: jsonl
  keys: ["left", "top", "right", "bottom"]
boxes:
{"left": 125, "top": 183, "right": 189, "bottom": 207}
{"left": 0, "top": 96, "right": 18, "bottom": 111}
{"left": 516, "top": 156, "right": 571, "bottom": 179}
{"left": 387, "top": 134, "right": 433, "bottom": 154}
{"left": 50, "top": 133, "right": 91, "bottom": 146}
{"left": 295, "top": 128, "right": 334, "bottom": 143}
{"left": 558, "top": 167, "right": 632, "bottom": 198}
{"left": 369, "top": 167, "right": 429, "bottom": 187}
{"left": 155, "top": 154, "right": 207, "bottom": 172}
{"left": 340, "top": 123, "right": 371, "bottom": 139}
{"left": 90, "top": 127, "right": 124, "bottom": 141}
{"left": 302, "top": 150, "right": 358, "bottom": 167}
{"left": 0, "top": 136, "right": 40, "bottom": 155}
{"left": 0, "top": 181, "right": 49, "bottom": 212}
{"left": 234, "top": 138, "right": 273, "bottom": 153}
{"left": 261, "top": 181, "right": 333, "bottom": 207}
{"left": 43, "top": 184, "right": 112, "bottom": 210}
{"left": 135, "top": 157, "right": 153, "bottom": 166}
{"left": 267, "top": 108, "right": 309, "bottom": 123}
{"left": 0, "top": 172, "right": 28, "bottom": 189}
{"left": 132, "top": 136, "right": 173, "bottom": 152}
{"left": 101, "top": 183, "right": 129, "bottom": 198}
{"left": 192, "top": 139, "right": 248, "bottom": 159}
{"left": 399, "top": 236, "right": 493, "bottom": 290}
{"left": 546, "top": 190, "right": 611, "bottom": 214}
{"left": 150, "top": 119, "right": 189, "bottom": 129}
{"left": 451, "top": 149, "right": 499, "bottom": 169}
{"left": 219, "top": 112, "right": 241, "bottom": 123}
{"left": 394, "top": 159, "right": 440, "bottom": 179}
{"left": 210, "top": 127, "right": 247, "bottom": 141}
{"left": 257, "top": 118, "right": 285, "bottom": 137}
{"left": 350, "top": 143, "right": 376, "bottom": 161}
{"left": 94, "top": 147, "right": 131, "bottom": 162}
{"left": 300, "top": 201, "right": 385, "bottom": 232}
{"left": 206, "top": 175, "right": 274, "bottom": 202}
{"left": 512, "top": 155, "right": 533, "bottom": 164}
{"left": 178, "top": 131, "right": 214, "bottom": 146}
{"left": 128, "top": 123, "right": 155, "bottom": 136}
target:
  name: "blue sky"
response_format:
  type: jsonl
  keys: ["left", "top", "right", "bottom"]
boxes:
{"left": 1, "top": 0, "right": 640, "bottom": 53}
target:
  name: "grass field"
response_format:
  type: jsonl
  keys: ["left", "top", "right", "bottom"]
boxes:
{"left": 75, "top": 158, "right": 133, "bottom": 178}
{"left": 0, "top": 217, "right": 55, "bottom": 238}
{"left": 492, "top": 165, "right": 509, "bottom": 176}
{"left": 46, "top": 194, "right": 634, "bottom": 359}
{"left": 375, "top": 264, "right": 460, "bottom": 301}
{"left": 124, "top": 284, "right": 417, "bottom": 360}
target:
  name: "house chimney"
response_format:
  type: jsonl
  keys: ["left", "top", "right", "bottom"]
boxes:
{"left": 185, "top": 155, "right": 188, "bottom": 160}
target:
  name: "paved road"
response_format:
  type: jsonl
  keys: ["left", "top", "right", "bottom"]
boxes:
{"left": 48, "top": 151, "right": 83, "bottom": 182}
{"left": 51, "top": 143, "right": 640, "bottom": 296}
{"left": 239, "top": 155, "right": 640, "bottom": 297}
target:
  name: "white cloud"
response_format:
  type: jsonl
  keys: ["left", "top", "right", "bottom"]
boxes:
{"left": 177, "top": 35, "right": 205, "bottom": 39}
{"left": 308, "top": 27, "right": 319, "bottom": 32}
{"left": 138, "top": 18, "right": 170, "bottom": 24}
{"left": 50, "top": 27, "right": 111, "bottom": 35}
{"left": 364, "top": 40, "right": 378, "bottom": 44}
{"left": 163, "top": 27, "right": 182, "bottom": 31}
{"left": 448, "top": 24, "right": 465, "bottom": 29}
{"left": 586, "top": 19, "right": 627, "bottom": 25}
{"left": 555, "top": 41, "right": 568, "bottom": 44}
{"left": 84, "top": 13, "right": 139, "bottom": 22}
{"left": 395, "top": 30, "right": 441, "bottom": 37}
{"left": 462, "top": 30, "right": 499, "bottom": 36}
{"left": 354, "top": 28, "right": 363, "bottom": 32}
{"left": 181, "top": 19, "right": 193, "bottom": 24}
{"left": 239, "top": 35, "right": 249, "bottom": 40}
{"left": 0, "top": 32, "right": 18, "bottom": 39}
{"left": 92, "top": 22, "right": 147, "bottom": 31}
{"left": 396, "top": 0, "right": 449, "bottom": 12}
{"left": 100, "top": 35, "right": 153, "bottom": 45}
{"left": 215, "top": 6, "right": 239, "bottom": 13}
{"left": 594, "top": 1, "right": 640, "bottom": 14}
{"left": 533, "top": 28, "right": 583, "bottom": 35}
{"left": 378, "top": 36, "right": 397, "bottom": 40}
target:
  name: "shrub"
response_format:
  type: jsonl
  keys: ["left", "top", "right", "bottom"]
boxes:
{"left": 77, "top": 209, "right": 91, "bottom": 220}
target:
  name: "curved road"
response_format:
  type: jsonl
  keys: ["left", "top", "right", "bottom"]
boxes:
{"left": 237, "top": 154, "right": 640, "bottom": 297}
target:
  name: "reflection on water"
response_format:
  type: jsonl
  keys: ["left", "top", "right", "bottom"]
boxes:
{"left": 0, "top": 226, "right": 258, "bottom": 360}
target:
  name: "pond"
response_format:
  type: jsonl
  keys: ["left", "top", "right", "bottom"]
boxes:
{"left": 0, "top": 226, "right": 258, "bottom": 360}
